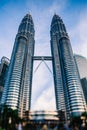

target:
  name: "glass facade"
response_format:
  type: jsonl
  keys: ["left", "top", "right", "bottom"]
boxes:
{"left": 50, "top": 14, "right": 86, "bottom": 118}
{"left": 1, "top": 14, "right": 35, "bottom": 118}
{"left": 81, "top": 78, "right": 87, "bottom": 105}
{"left": 74, "top": 54, "right": 87, "bottom": 79}
{"left": 74, "top": 54, "right": 87, "bottom": 106}
{"left": 0, "top": 57, "right": 9, "bottom": 104}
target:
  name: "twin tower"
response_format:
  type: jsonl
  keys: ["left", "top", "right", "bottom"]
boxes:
{"left": 1, "top": 13, "right": 86, "bottom": 119}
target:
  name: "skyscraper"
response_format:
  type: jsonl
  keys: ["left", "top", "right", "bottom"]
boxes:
{"left": 1, "top": 14, "right": 35, "bottom": 117}
{"left": 74, "top": 54, "right": 87, "bottom": 105}
{"left": 0, "top": 57, "right": 9, "bottom": 103}
{"left": 50, "top": 14, "right": 86, "bottom": 118}
{"left": 74, "top": 54, "right": 87, "bottom": 79}
{"left": 81, "top": 78, "right": 87, "bottom": 105}
{"left": 1, "top": 13, "right": 87, "bottom": 119}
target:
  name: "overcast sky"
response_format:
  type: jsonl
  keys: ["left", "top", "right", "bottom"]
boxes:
{"left": 0, "top": 0, "right": 87, "bottom": 111}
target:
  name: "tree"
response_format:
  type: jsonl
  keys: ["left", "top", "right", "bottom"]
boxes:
{"left": 0, "top": 105, "right": 20, "bottom": 129}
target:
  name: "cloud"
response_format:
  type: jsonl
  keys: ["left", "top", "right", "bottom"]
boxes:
{"left": 0, "top": 3, "right": 22, "bottom": 59}
{"left": 31, "top": 60, "right": 56, "bottom": 110}
{"left": 69, "top": 8, "right": 87, "bottom": 58}
{"left": 48, "top": 0, "right": 67, "bottom": 15}
{"left": 31, "top": 83, "right": 56, "bottom": 110}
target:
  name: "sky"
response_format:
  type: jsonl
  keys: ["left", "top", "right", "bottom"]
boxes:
{"left": 0, "top": 0, "right": 87, "bottom": 111}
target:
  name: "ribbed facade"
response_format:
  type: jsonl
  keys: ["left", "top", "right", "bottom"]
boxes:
{"left": 1, "top": 14, "right": 35, "bottom": 118}
{"left": 50, "top": 14, "right": 86, "bottom": 118}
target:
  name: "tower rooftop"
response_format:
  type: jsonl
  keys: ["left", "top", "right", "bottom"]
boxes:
{"left": 51, "top": 14, "right": 62, "bottom": 25}
{"left": 26, "top": 13, "right": 32, "bottom": 18}
{"left": 21, "top": 13, "right": 33, "bottom": 23}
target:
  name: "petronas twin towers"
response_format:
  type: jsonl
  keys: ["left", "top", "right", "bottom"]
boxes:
{"left": 1, "top": 13, "right": 86, "bottom": 119}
